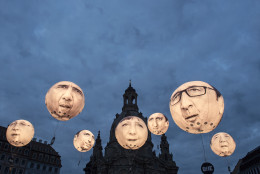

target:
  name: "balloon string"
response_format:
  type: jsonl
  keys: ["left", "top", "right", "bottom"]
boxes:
{"left": 78, "top": 153, "right": 82, "bottom": 166}
{"left": 200, "top": 134, "right": 207, "bottom": 162}
{"left": 226, "top": 157, "right": 231, "bottom": 173}
{"left": 53, "top": 120, "right": 60, "bottom": 137}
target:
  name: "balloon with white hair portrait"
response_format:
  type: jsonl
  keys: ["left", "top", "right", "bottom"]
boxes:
{"left": 115, "top": 116, "right": 148, "bottom": 150}
{"left": 45, "top": 81, "right": 85, "bottom": 121}
{"left": 6, "top": 120, "right": 35, "bottom": 147}
{"left": 148, "top": 113, "right": 169, "bottom": 135}
{"left": 169, "top": 81, "right": 224, "bottom": 134}
{"left": 73, "top": 130, "right": 95, "bottom": 152}
{"left": 210, "top": 132, "right": 236, "bottom": 157}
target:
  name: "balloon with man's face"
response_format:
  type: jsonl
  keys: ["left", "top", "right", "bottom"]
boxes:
{"left": 73, "top": 130, "right": 95, "bottom": 152}
{"left": 169, "top": 81, "right": 224, "bottom": 134}
{"left": 6, "top": 120, "right": 35, "bottom": 147}
{"left": 210, "top": 132, "right": 236, "bottom": 157}
{"left": 148, "top": 113, "right": 169, "bottom": 135}
{"left": 115, "top": 116, "right": 148, "bottom": 150}
{"left": 45, "top": 81, "right": 85, "bottom": 121}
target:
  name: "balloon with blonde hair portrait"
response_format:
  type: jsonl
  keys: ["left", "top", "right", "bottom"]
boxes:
{"left": 45, "top": 81, "right": 85, "bottom": 121}
{"left": 6, "top": 120, "right": 35, "bottom": 147}
{"left": 169, "top": 81, "right": 224, "bottom": 134}
{"left": 115, "top": 116, "right": 148, "bottom": 150}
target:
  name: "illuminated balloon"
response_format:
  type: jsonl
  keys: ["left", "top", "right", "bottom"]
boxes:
{"left": 210, "top": 132, "right": 236, "bottom": 157}
{"left": 148, "top": 113, "right": 169, "bottom": 135}
{"left": 45, "top": 81, "right": 85, "bottom": 121}
{"left": 169, "top": 81, "right": 224, "bottom": 134}
{"left": 6, "top": 120, "right": 35, "bottom": 147}
{"left": 115, "top": 116, "right": 148, "bottom": 150}
{"left": 73, "top": 130, "right": 95, "bottom": 152}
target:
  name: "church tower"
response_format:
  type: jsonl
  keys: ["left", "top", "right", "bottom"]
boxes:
{"left": 84, "top": 82, "right": 179, "bottom": 174}
{"left": 122, "top": 80, "right": 139, "bottom": 113}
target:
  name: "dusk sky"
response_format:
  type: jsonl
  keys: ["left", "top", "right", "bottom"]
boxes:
{"left": 1, "top": 0, "right": 260, "bottom": 173}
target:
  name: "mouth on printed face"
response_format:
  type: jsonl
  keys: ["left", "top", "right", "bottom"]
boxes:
{"left": 127, "top": 139, "right": 137, "bottom": 142}
{"left": 152, "top": 127, "right": 159, "bottom": 131}
{"left": 185, "top": 114, "right": 199, "bottom": 122}
{"left": 220, "top": 144, "right": 228, "bottom": 148}
{"left": 11, "top": 133, "right": 20, "bottom": 137}
{"left": 84, "top": 142, "right": 91, "bottom": 148}
{"left": 59, "top": 104, "right": 72, "bottom": 109}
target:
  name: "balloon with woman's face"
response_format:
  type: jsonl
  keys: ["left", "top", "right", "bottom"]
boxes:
{"left": 45, "top": 81, "right": 85, "bottom": 121}
{"left": 210, "top": 132, "right": 236, "bottom": 157}
{"left": 170, "top": 81, "right": 224, "bottom": 134}
{"left": 115, "top": 116, "right": 148, "bottom": 150}
{"left": 6, "top": 120, "right": 35, "bottom": 147}
{"left": 148, "top": 113, "right": 169, "bottom": 135}
{"left": 73, "top": 130, "right": 95, "bottom": 152}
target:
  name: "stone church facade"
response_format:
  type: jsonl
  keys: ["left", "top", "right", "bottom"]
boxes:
{"left": 84, "top": 83, "right": 179, "bottom": 174}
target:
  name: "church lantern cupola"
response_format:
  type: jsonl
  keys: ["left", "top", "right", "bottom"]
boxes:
{"left": 122, "top": 80, "right": 139, "bottom": 112}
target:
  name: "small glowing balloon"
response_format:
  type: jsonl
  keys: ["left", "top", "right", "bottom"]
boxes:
{"left": 148, "top": 113, "right": 169, "bottom": 135}
{"left": 45, "top": 81, "right": 85, "bottom": 121}
{"left": 169, "top": 81, "right": 224, "bottom": 134}
{"left": 115, "top": 116, "right": 148, "bottom": 150}
{"left": 210, "top": 132, "right": 236, "bottom": 157}
{"left": 73, "top": 130, "right": 95, "bottom": 152}
{"left": 6, "top": 120, "right": 35, "bottom": 147}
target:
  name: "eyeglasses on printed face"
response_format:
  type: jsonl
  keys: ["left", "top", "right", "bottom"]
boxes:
{"left": 170, "top": 86, "right": 215, "bottom": 105}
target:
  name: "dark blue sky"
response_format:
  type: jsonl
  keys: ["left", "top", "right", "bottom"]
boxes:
{"left": 1, "top": 0, "right": 260, "bottom": 173}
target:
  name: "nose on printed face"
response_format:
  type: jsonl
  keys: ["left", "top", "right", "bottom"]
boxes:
{"left": 12, "top": 124, "right": 19, "bottom": 130}
{"left": 152, "top": 120, "right": 158, "bottom": 127}
{"left": 128, "top": 126, "right": 137, "bottom": 135}
{"left": 180, "top": 92, "right": 194, "bottom": 110}
{"left": 62, "top": 88, "right": 73, "bottom": 101}
{"left": 219, "top": 136, "right": 226, "bottom": 142}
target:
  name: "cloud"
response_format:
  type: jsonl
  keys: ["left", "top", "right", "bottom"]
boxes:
{"left": 1, "top": 0, "right": 260, "bottom": 173}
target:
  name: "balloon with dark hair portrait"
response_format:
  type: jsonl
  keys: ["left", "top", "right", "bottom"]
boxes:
{"left": 148, "top": 113, "right": 169, "bottom": 135}
{"left": 73, "top": 130, "right": 95, "bottom": 152}
{"left": 169, "top": 81, "right": 224, "bottom": 134}
{"left": 210, "top": 132, "right": 236, "bottom": 157}
{"left": 115, "top": 116, "right": 148, "bottom": 150}
{"left": 45, "top": 81, "right": 85, "bottom": 121}
{"left": 6, "top": 120, "right": 35, "bottom": 147}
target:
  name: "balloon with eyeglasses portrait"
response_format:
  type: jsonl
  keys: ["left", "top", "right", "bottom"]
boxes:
{"left": 210, "top": 132, "right": 236, "bottom": 157}
{"left": 45, "top": 81, "right": 85, "bottom": 121}
{"left": 169, "top": 81, "right": 224, "bottom": 134}
{"left": 6, "top": 120, "right": 35, "bottom": 147}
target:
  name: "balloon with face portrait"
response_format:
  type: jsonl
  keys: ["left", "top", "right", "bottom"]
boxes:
{"left": 6, "top": 120, "right": 35, "bottom": 147}
{"left": 45, "top": 81, "right": 85, "bottom": 121}
{"left": 148, "top": 113, "right": 169, "bottom": 135}
{"left": 115, "top": 116, "right": 148, "bottom": 150}
{"left": 210, "top": 132, "right": 236, "bottom": 157}
{"left": 73, "top": 130, "right": 95, "bottom": 152}
{"left": 169, "top": 81, "right": 224, "bottom": 134}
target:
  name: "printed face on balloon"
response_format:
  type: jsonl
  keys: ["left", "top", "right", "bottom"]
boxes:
{"left": 6, "top": 120, "right": 35, "bottom": 147}
{"left": 73, "top": 130, "right": 95, "bottom": 152}
{"left": 45, "top": 81, "right": 85, "bottom": 121}
{"left": 148, "top": 113, "right": 169, "bottom": 135}
{"left": 210, "top": 132, "right": 236, "bottom": 157}
{"left": 115, "top": 116, "right": 148, "bottom": 150}
{"left": 170, "top": 81, "right": 224, "bottom": 134}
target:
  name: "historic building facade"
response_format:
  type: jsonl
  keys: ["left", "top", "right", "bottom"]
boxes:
{"left": 232, "top": 146, "right": 260, "bottom": 174}
{"left": 0, "top": 126, "right": 62, "bottom": 174}
{"left": 84, "top": 83, "right": 179, "bottom": 174}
